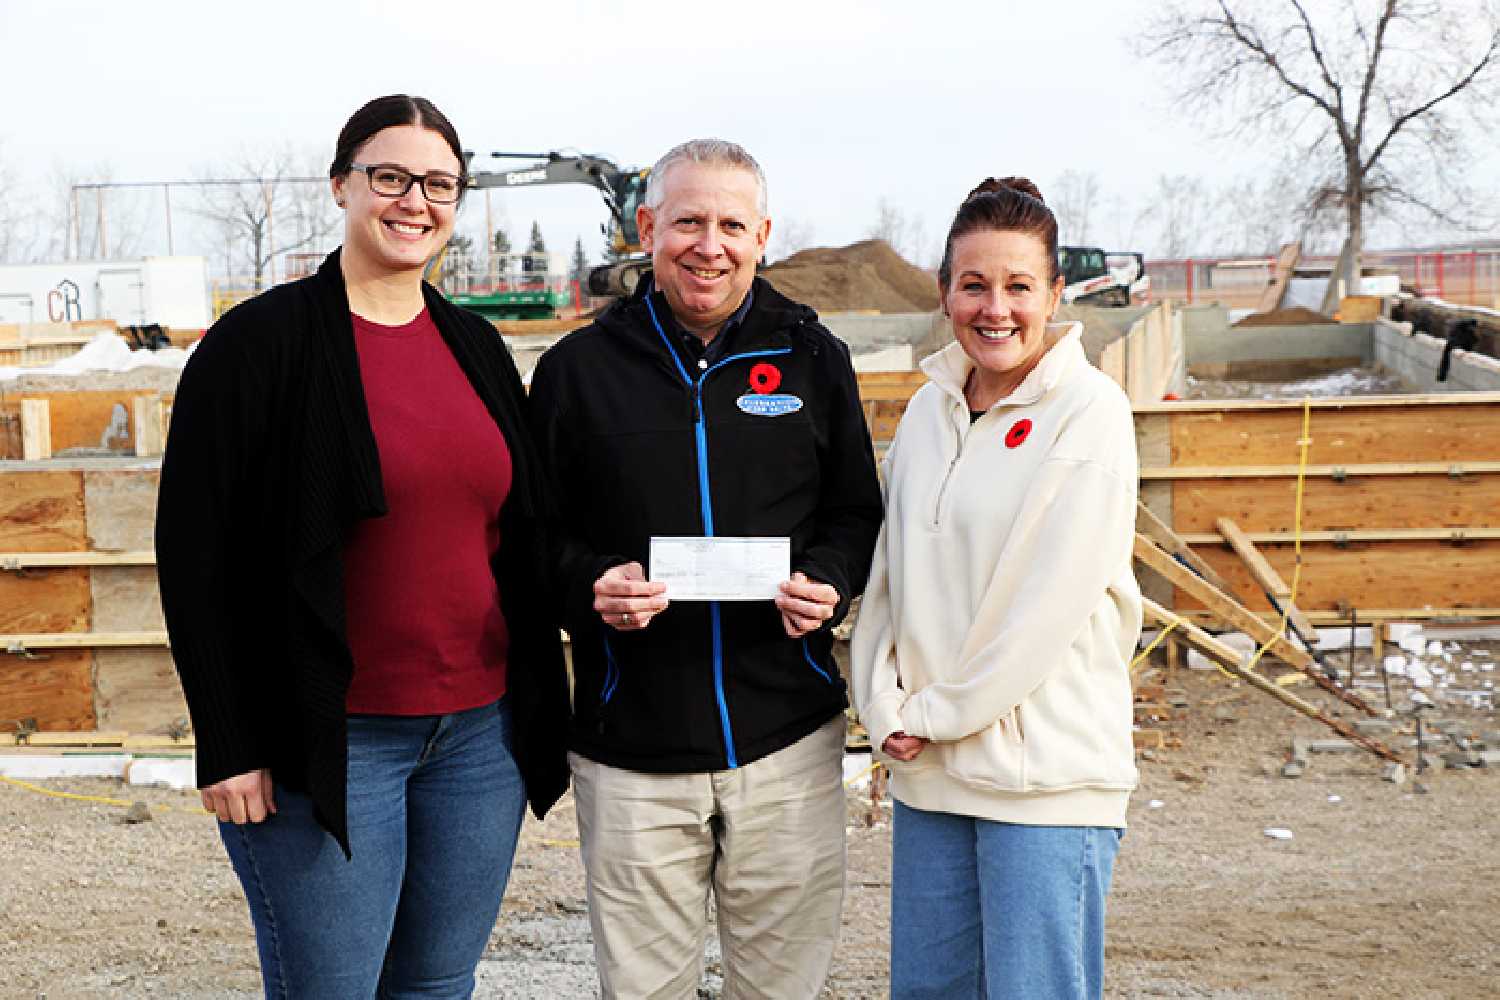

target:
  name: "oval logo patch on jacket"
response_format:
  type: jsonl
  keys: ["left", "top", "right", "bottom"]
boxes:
{"left": 737, "top": 393, "right": 804, "bottom": 417}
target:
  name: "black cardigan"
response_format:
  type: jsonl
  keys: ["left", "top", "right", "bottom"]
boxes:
{"left": 156, "top": 251, "right": 570, "bottom": 855}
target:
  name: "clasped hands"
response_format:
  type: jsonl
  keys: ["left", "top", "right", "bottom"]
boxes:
{"left": 593, "top": 562, "right": 838, "bottom": 638}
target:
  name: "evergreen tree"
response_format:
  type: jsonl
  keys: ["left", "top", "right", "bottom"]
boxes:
{"left": 570, "top": 237, "right": 589, "bottom": 283}
{"left": 492, "top": 226, "right": 512, "bottom": 256}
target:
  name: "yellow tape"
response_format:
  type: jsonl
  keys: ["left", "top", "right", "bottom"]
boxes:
{"left": 1131, "top": 619, "right": 1180, "bottom": 671}
{"left": 0, "top": 773, "right": 212, "bottom": 815}
{"left": 1242, "top": 397, "right": 1313, "bottom": 676}
{"left": 843, "top": 758, "right": 883, "bottom": 787}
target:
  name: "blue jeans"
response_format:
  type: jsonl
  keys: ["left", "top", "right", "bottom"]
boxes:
{"left": 890, "top": 800, "right": 1122, "bottom": 1000}
{"left": 219, "top": 698, "right": 526, "bottom": 999}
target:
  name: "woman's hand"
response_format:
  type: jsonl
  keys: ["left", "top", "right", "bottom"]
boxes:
{"left": 882, "top": 731, "right": 929, "bottom": 762}
{"left": 201, "top": 768, "right": 276, "bottom": 824}
{"left": 775, "top": 571, "right": 840, "bottom": 638}
{"left": 595, "top": 562, "right": 668, "bottom": 631}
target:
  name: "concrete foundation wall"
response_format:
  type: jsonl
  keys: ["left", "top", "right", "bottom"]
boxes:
{"left": 1186, "top": 320, "right": 1373, "bottom": 369}
{"left": 1374, "top": 318, "right": 1500, "bottom": 393}
{"left": 821, "top": 312, "right": 948, "bottom": 370}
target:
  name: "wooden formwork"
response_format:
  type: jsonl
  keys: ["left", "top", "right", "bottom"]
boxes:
{"left": 0, "top": 464, "right": 174, "bottom": 733}
{"left": 0, "top": 321, "right": 118, "bottom": 368}
{"left": 856, "top": 367, "right": 1500, "bottom": 617}
{"left": 1134, "top": 393, "right": 1500, "bottom": 615}
{"left": 0, "top": 391, "right": 172, "bottom": 460}
{"left": 1096, "top": 301, "right": 1181, "bottom": 405}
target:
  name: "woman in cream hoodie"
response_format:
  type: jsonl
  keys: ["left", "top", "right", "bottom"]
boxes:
{"left": 852, "top": 177, "right": 1142, "bottom": 1000}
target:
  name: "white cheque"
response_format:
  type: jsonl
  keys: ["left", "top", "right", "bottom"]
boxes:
{"left": 649, "top": 536, "right": 791, "bottom": 601}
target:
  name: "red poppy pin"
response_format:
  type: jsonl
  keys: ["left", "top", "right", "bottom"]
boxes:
{"left": 1005, "top": 418, "right": 1033, "bottom": 449}
{"left": 749, "top": 362, "right": 782, "bottom": 395}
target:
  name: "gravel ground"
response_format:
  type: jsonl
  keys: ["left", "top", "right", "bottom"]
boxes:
{"left": 3, "top": 643, "right": 1497, "bottom": 999}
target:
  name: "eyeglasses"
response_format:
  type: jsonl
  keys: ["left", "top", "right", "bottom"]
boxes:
{"left": 349, "top": 162, "right": 466, "bottom": 204}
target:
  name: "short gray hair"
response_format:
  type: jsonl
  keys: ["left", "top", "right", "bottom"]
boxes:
{"left": 644, "top": 139, "right": 768, "bottom": 217}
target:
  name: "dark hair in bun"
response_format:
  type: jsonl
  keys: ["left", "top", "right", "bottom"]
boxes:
{"left": 938, "top": 175, "right": 1058, "bottom": 288}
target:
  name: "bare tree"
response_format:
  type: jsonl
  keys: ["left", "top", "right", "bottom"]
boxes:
{"left": 1051, "top": 171, "right": 1102, "bottom": 245}
{"left": 1137, "top": 174, "right": 1211, "bottom": 258}
{"left": 770, "top": 217, "right": 817, "bottom": 263}
{"left": 194, "top": 148, "right": 340, "bottom": 290}
{"left": 0, "top": 143, "right": 18, "bottom": 263}
{"left": 867, "top": 197, "right": 931, "bottom": 266}
{"left": 1145, "top": 0, "right": 1500, "bottom": 292}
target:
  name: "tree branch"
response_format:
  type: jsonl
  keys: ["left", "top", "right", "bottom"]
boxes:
{"left": 1362, "top": 16, "right": 1500, "bottom": 173}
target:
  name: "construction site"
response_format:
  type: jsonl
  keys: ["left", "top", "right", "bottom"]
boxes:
{"left": 2, "top": 236, "right": 1499, "bottom": 999}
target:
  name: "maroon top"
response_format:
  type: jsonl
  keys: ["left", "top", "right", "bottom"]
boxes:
{"left": 343, "top": 308, "right": 512, "bottom": 715}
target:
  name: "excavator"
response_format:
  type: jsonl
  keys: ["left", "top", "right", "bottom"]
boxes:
{"left": 468, "top": 151, "right": 651, "bottom": 297}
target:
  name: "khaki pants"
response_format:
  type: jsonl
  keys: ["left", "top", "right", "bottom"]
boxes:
{"left": 570, "top": 716, "right": 847, "bottom": 1000}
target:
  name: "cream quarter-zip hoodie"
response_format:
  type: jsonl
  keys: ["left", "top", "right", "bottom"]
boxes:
{"left": 852, "top": 322, "right": 1142, "bottom": 827}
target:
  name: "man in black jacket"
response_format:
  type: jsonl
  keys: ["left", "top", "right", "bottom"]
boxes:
{"left": 530, "top": 139, "right": 882, "bottom": 998}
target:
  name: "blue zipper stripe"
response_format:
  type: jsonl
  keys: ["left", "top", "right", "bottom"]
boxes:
{"left": 801, "top": 638, "right": 833, "bottom": 684}
{"left": 645, "top": 295, "right": 692, "bottom": 384}
{"left": 601, "top": 633, "right": 620, "bottom": 704}
{"left": 694, "top": 420, "right": 715, "bottom": 534}
{"left": 643, "top": 298, "right": 792, "bottom": 771}
{"left": 710, "top": 602, "right": 736, "bottom": 767}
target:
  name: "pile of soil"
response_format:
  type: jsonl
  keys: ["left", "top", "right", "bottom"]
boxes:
{"left": 763, "top": 240, "right": 939, "bottom": 314}
{"left": 1233, "top": 306, "right": 1335, "bottom": 327}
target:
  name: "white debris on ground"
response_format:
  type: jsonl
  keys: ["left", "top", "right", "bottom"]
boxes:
{"left": 1163, "top": 623, "right": 1498, "bottom": 713}
{"left": 0, "top": 331, "right": 190, "bottom": 381}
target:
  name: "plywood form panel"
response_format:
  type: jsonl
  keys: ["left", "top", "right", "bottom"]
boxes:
{"left": 0, "top": 568, "right": 90, "bottom": 633}
{"left": 20, "top": 392, "right": 140, "bottom": 454}
{"left": 93, "top": 648, "right": 187, "bottom": 733}
{"left": 1168, "top": 403, "right": 1500, "bottom": 466}
{"left": 1170, "top": 476, "right": 1500, "bottom": 532}
{"left": 0, "top": 399, "right": 19, "bottom": 460}
{"left": 89, "top": 566, "right": 165, "bottom": 632}
{"left": 83, "top": 469, "right": 160, "bottom": 552}
{"left": 0, "top": 471, "right": 87, "bottom": 551}
{"left": 0, "top": 650, "right": 96, "bottom": 730}
{"left": 1177, "top": 540, "right": 1500, "bottom": 612}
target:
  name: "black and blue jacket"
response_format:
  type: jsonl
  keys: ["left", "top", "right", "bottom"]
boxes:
{"left": 529, "top": 275, "right": 883, "bottom": 773}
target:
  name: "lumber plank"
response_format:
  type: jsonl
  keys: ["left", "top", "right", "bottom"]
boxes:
{"left": 1168, "top": 475, "right": 1500, "bottom": 533}
{"left": 1176, "top": 607, "right": 1500, "bottom": 624}
{"left": 1142, "top": 461, "right": 1500, "bottom": 479}
{"left": 1135, "top": 502, "right": 1234, "bottom": 596}
{"left": 1133, "top": 533, "right": 1376, "bottom": 715}
{"left": 132, "top": 395, "right": 165, "bottom": 457}
{"left": 1183, "top": 540, "right": 1500, "bottom": 612}
{"left": 1141, "top": 598, "right": 1400, "bottom": 763}
{"left": 0, "top": 550, "right": 155, "bottom": 568}
{"left": 0, "top": 471, "right": 88, "bottom": 552}
{"left": 1132, "top": 729, "right": 1165, "bottom": 750}
{"left": 1256, "top": 241, "right": 1300, "bottom": 313}
{"left": 1133, "top": 392, "right": 1500, "bottom": 414}
{"left": 20, "top": 400, "right": 50, "bottom": 461}
{"left": 1, "top": 631, "right": 169, "bottom": 650}
{"left": 0, "top": 732, "right": 194, "bottom": 749}
{"left": 0, "top": 650, "right": 95, "bottom": 730}
{"left": 1166, "top": 404, "right": 1500, "bottom": 465}
{"left": 1215, "top": 517, "right": 1319, "bottom": 639}
{"left": 1176, "top": 528, "right": 1500, "bottom": 545}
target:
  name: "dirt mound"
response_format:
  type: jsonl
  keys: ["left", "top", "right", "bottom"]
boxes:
{"left": 1233, "top": 306, "right": 1335, "bottom": 327}
{"left": 763, "top": 239, "right": 939, "bottom": 314}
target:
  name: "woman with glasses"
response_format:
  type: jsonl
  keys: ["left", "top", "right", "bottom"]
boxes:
{"left": 156, "top": 94, "right": 569, "bottom": 997}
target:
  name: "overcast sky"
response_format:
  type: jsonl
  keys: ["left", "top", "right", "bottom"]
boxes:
{"left": 4, "top": 0, "right": 1495, "bottom": 273}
